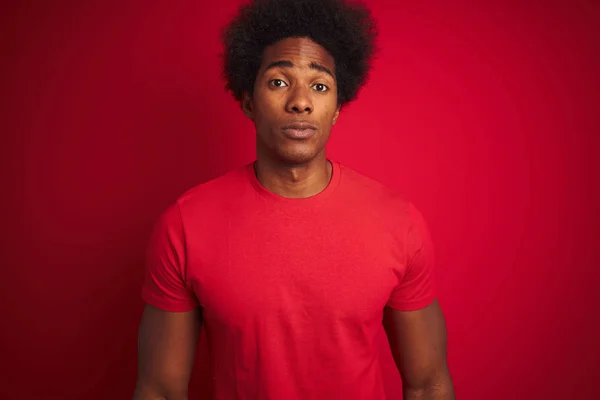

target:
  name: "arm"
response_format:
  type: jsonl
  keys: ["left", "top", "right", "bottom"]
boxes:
{"left": 133, "top": 305, "right": 202, "bottom": 400}
{"left": 383, "top": 300, "right": 454, "bottom": 400}
{"left": 134, "top": 201, "right": 202, "bottom": 399}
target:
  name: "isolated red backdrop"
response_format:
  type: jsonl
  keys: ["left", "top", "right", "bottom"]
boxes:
{"left": 1, "top": 1, "right": 598, "bottom": 399}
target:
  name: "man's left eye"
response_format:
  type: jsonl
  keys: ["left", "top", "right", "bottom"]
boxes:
{"left": 312, "top": 83, "right": 329, "bottom": 92}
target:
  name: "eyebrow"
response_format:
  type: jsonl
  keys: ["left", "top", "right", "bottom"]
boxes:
{"left": 264, "top": 60, "right": 335, "bottom": 79}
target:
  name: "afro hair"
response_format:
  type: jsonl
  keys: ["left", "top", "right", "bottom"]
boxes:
{"left": 221, "top": 0, "right": 378, "bottom": 108}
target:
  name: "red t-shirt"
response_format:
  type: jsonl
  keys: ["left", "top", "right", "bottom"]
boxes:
{"left": 142, "top": 160, "right": 435, "bottom": 399}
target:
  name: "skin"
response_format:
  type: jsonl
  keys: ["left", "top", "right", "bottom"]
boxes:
{"left": 133, "top": 305, "right": 201, "bottom": 400}
{"left": 384, "top": 300, "right": 455, "bottom": 399}
{"left": 134, "top": 37, "right": 454, "bottom": 399}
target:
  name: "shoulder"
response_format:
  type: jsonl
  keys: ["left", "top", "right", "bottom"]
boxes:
{"left": 153, "top": 163, "right": 251, "bottom": 228}
{"left": 336, "top": 162, "right": 431, "bottom": 239}
{"left": 337, "top": 162, "right": 413, "bottom": 220}
{"left": 175, "top": 163, "right": 249, "bottom": 210}
{"left": 337, "top": 164, "right": 434, "bottom": 258}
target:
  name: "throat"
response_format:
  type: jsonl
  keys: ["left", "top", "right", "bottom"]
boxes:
{"left": 254, "top": 158, "right": 332, "bottom": 199}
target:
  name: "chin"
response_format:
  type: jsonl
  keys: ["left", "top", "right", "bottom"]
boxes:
{"left": 274, "top": 146, "right": 322, "bottom": 166}
{"left": 257, "top": 131, "right": 328, "bottom": 166}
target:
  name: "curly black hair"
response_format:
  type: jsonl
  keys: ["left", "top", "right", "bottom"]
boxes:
{"left": 221, "top": 0, "right": 378, "bottom": 108}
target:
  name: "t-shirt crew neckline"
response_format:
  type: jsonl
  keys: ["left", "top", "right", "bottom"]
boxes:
{"left": 245, "top": 159, "right": 342, "bottom": 214}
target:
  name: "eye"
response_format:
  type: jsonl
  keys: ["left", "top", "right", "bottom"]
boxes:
{"left": 312, "top": 83, "right": 329, "bottom": 92}
{"left": 269, "top": 79, "right": 288, "bottom": 88}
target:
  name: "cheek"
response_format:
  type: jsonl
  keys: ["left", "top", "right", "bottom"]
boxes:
{"left": 321, "top": 105, "right": 336, "bottom": 123}
{"left": 254, "top": 93, "right": 280, "bottom": 121}
{"left": 321, "top": 95, "right": 338, "bottom": 117}
{"left": 252, "top": 100, "right": 271, "bottom": 126}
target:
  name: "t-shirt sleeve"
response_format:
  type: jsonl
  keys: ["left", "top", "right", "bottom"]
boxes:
{"left": 141, "top": 202, "right": 200, "bottom": 312}
{"left": 386, "top": 202, "right": 436, "bottom": 311}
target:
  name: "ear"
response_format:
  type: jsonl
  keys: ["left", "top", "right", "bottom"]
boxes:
{"left": 332, "top": 105, "right": 341, "bottom": 126}
{"left": 241, "top": 92, "right": 254, "bottom": 120}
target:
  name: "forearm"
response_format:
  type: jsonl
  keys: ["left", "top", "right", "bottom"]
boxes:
{"left": 403, "top": 372, "right": 455, "bottom": 400}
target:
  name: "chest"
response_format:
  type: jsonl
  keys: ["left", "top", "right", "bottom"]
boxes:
{"left": 187, "top": 212, "right": 405, "bottom": 327}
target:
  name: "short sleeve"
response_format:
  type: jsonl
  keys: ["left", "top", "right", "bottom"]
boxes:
{"left": 141, "top": 202, "right": 200, "bottom": 312}
{"left": 387, "top": 203, "right": 436, "bottom": 311}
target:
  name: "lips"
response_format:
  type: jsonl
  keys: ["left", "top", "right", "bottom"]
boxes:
{"left": 281, "top": 121, "right": 317, "bottom": 130}
{"left": 281, "top": 121, "right": 317, "bottom": 139}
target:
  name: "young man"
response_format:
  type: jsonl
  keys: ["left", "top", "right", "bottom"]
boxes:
{"left": 133, "top": 0, "right": 455, "bottom": 399}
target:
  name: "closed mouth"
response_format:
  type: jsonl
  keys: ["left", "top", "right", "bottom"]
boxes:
{"left": 281, "top": 122, "right": 317, "bottom": 130}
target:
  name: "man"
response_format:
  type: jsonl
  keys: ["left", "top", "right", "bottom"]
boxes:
{"left": 133, "top": 0, "right": 455, "bottom": 399}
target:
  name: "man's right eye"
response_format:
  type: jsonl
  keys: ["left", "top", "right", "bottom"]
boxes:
{"left": 269, "top": 79, "right": 288, "bottom": 88}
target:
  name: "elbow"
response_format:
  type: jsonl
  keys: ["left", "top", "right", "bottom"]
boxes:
{"left": 402, "top": 368, "right": 455, "bottom": 399}
{"left": 133, "top": 383, "right": 188, "bottom": 400}
{"left": 134, "top": 392, "right": 185, "bottom": 400}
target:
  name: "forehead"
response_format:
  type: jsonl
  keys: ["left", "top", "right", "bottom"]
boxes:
{"left": 261, "top": 37, "right": 335, "bottom": 72}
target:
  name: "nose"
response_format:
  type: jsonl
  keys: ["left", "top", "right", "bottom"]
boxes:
{"left": 286, "top": 86, "right": 313, "bottom": 114}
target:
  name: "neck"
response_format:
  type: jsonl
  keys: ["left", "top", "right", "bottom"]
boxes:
{"left": 253, "top": 153, "right": 332, "bottom": 199}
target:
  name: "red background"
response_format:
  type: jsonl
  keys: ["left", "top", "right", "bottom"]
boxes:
{"left": 1, "top": 1, "right": 599, "bottom": 399}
